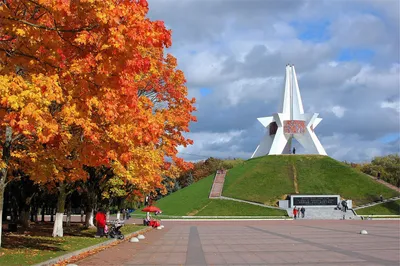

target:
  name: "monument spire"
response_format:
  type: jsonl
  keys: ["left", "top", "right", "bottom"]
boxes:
{"left": 251, "top": 65, "right": 327, "bottom": 157}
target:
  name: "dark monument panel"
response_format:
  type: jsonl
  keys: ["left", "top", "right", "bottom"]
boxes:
{"left": 293, "top": 197, "right": 338, "bottom": 206}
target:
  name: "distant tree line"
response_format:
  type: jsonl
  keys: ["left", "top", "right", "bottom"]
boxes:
{"left": 344, "top": 154, "right": 400, "bottom": 187}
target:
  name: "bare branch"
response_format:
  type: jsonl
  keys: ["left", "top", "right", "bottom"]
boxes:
{"left": 0, "top": 47, "right": 59, "bottom": 69}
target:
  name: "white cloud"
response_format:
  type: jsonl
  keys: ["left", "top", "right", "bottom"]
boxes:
{"left": 381, "top": 101, "right": 400, "bottom": 113}
{"left": 331, "top": 106, "right": 346, "bottom": 118}
{"left": 149, "top": 0, "right": 400, "bottom": 163}
{"left": 328, "top": 61, "right": 339, "bottom": 67}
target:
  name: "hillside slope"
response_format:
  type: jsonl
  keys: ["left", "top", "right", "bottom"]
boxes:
{"left": 222, "top": 155, "right": 399, "bottom": 206}
{"left": 155, "top": 174, "right": 287, "bottom": 216}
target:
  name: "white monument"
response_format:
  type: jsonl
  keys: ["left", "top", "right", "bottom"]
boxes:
{"left": 251, "top": 64, "right": 327, "bottom": 158}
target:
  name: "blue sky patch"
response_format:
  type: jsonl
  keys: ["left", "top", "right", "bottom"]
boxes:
{"left": 200, "top": 87, "right": 212, "bottom": 96}
{"left": 378, "top": 132, "right": 400, "bottom": 143}
{"left": 290, "top": 20, "right": 330, "bottom": 43}
{"left": 337, "top": 48, "right": 375, "bottom": 62}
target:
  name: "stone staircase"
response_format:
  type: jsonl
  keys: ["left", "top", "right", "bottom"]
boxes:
{"left": 286, "top": 207, "right": 358, "bottom": 220}
{"left": 209, "top": 170, "right": 227, "bottom": 198}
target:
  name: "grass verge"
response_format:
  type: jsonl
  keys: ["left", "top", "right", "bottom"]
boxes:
{"left": 356, "top": 200, "right": 400, "bottom": 215}
{"left": 195, "top": 199, "right": 287, "bottom": 216}
{"left": 0, "top": 223, "right": 144, "bottom": 266}
{"left": 155, "top": 174, "right": 214, "bottom": 216}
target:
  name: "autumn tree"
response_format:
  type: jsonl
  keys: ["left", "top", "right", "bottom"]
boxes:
{"left": 1, "top": 0, "right": 195, "bottom": 244}
{"left": 360, "top": 154, "right": 400, "bottom": 187}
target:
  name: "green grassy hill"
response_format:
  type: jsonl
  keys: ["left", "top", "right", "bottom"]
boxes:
{"left": 154, "top": 155, "right": 399, "bottom": 216}
{"left": 223, "top": 155, "right": 399, "bottom": 206}
{"left": 155, "top": 174, "right": 287, "bottom": 216}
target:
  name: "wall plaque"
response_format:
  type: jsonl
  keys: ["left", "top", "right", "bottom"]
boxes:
{"left": 293, "top": 196, "right": 338, "bottom": 206}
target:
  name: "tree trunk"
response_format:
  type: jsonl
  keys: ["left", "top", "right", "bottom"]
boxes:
{"left": 34, "top": 208, "right": 39, "bottom": 222}
{"left": 41, "top": 206, "right": 45, "bottom": 222}
{"left": 80, "top": 209, "right": 84, "bottom": 223}
{"left": 0, "top": 177, "right": 6, "bottom": 248}
{"left": 52, "top": 182, "right": 66, "bottom": 237}
{"left": 84, "top": 189, "right": 96, "bottom": 228}
{"left": 85, "top": 210, "right": 94, "bottom": 227}
{"left": 20, "top": 210, "right": 30, "bottom": 228}
{"left": 106, "top": 211, "right": 110, "bottom": 222}
{"left": 66, "top": 197, "right": 72, "bottom": 227}
{"left": 0, "top": 126, "right": 12, "bottom": 247}
{"left": 50, "top": 208, "right": 54, "bottom": 222}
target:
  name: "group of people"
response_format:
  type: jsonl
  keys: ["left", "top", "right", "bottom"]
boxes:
{"left": 121, "top": 208, "right": 131, "bottom": 220}
{"left": 292, "top": 206, "right": 305, "bottom": 219}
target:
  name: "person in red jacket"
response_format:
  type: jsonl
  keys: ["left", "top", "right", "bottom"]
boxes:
{"left": 95, "top": 208, "right": 107, "bottom": 237}
{"left": 293, "top": 206, "right": 298, "bottom": 220}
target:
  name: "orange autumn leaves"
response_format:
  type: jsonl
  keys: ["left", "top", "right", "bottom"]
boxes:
{"left": 0, "top": 0, "right": 196, "bottom": 192}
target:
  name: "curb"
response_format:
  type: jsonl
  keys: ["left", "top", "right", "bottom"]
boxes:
{"left": 33, "top": 227, "right": 152, "bottom": 266}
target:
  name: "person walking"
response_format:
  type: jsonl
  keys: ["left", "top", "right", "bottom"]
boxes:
{"left": 293, "top": 207, "right": 298, "bottom": 219}
{"left": 292, "top": 147, "right": 296, "bottom": 154}
{"left": 95, "top": 208, "right": 106, "bottom": 237}
{"left": 300, "top": 206, "right": 305, "bottom": 218}
{"left": 341, "top": 200, "right": 348, "bottom": 212}
{"left": 80, "top": 208, "right": 85, "bottom": 223}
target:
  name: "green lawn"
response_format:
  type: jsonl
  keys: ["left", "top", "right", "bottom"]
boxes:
{"left": 223, "top": 156, "right": 295, "bottom": 205}
{"left": 155, "top": 174, "right": 214, "bottom": 216}
{"left": 0, "top": 224, "right": 144, "bottom": 266}
{"left": 154, "top": 155, "right": 398, "bottom": 217}
{"left": 294, "top": 156, "right": 399, "bottom": 205}
{"left": 222, "top": 155, "right": 399, "bottom": 206}
{"left": 195, "top": 199, "right": 287, "bottom": 216}
{"left": 356, "top": 200, "right": 400, "bottom": 215}
{"left": 154, "top": 174, "right": 287, "bottom": 216}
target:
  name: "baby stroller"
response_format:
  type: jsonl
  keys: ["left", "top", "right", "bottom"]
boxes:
{"left": 107, "top": 220, "right": 125, "bottom": 240}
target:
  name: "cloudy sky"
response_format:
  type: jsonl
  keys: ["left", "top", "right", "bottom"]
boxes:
{"left": 147, "top": 0, "right": 400, "bottom": 163}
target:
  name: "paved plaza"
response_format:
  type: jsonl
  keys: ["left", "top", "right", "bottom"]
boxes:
{"left": 76, "top": 220, "right": 400, "bottom": 266}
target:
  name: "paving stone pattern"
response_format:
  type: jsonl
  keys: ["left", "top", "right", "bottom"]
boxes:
{"left": 76, "top": 220, "right": 399, "bottom": 266}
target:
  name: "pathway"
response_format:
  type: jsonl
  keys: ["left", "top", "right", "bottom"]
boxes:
{"left": 354, "top": 196, "right": 400, "bottom": 210}
{"left": 367, "top": 174, "right": 400, "bottom": 193}
{"left": 75, "top": 220, "right": 400, "bottom": 265}
{"left": 209, "top": 170, "right": 227, "bottom": 198}
{"left": 219, "top": 196, "right": 282, "bottom": 210}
